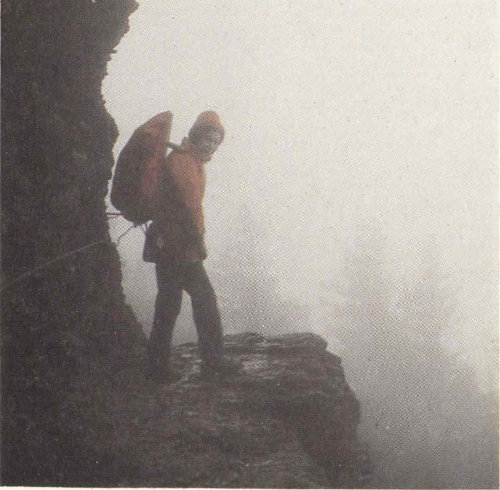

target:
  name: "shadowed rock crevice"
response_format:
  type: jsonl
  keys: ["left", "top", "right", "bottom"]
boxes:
{"left": 1, "top": 1, "right": 369, "bottom": 486}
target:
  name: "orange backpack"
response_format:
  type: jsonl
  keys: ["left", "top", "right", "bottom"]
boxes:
{"left": 110, "top": 112, "right": 173, "bottom": 224}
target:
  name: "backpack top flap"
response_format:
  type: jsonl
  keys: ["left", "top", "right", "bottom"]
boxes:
{"left": 110, "top": 111, "right": 173, "bottom": 223}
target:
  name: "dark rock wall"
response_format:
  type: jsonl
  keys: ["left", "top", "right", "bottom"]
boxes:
{"left": 1, "top": 1, "right": 144, "bottom": 485}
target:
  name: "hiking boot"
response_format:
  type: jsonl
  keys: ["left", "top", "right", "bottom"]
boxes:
{"left": 200, "top": 357, "right": 242, "bottom": 379}
{"left": 145, "top": 363, "right": 182, "bottom": 384}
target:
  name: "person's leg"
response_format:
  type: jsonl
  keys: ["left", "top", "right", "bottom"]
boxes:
{"left": 146, "top": 262, "right": 183, "bottom": 377}
{"left": 180, "top": 262, "right": 225, "bottom": 365}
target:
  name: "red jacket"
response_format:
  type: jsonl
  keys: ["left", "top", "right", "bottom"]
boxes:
{"left": 143, "top": 138, "right": 207, "bottom": 263}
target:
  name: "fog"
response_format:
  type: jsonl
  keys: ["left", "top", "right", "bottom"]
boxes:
{"left": 103, "top": 1, "right": 498, "bottom": 487}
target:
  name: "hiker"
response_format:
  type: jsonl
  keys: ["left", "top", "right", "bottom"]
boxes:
{"left": 143, "top": 111, "right": 240, "bottom": 382}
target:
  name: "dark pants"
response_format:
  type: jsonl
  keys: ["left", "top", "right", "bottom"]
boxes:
{"left": 146, "top": 261, "right": 224, "bottom": 372}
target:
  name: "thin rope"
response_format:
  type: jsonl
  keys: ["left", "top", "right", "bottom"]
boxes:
{"left": 115, "top": 223, "right": 136, "bottom": 246}
{"left": 1, "top": 223, "right": 137, "bottom": 293}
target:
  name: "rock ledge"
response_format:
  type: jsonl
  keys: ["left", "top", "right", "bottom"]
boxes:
{"left": 113, "top": 332, "right": 369, "bottom": 488}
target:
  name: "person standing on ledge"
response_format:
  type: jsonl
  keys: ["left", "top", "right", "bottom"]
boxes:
{"left": 143, "top": 111, "right": 241, "bottom": 383}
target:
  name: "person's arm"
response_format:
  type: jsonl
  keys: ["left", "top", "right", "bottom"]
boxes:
{"left": 166, "top": 154, "right": 205, "bottom": 248}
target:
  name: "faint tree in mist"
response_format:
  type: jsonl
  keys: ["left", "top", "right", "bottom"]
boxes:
{"left": 333, "top": 228, "right": 498, "bottom": 488}
{"left": 213, "top": 206, "right": 310, "bottom": 336}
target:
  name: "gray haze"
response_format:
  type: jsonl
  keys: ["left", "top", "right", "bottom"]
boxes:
{"left": 103, "top": 1, "right": 497, "bottom": 486}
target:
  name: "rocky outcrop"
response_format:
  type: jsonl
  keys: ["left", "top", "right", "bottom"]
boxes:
{"left": 1, "top": 1, "right": 369, "bottom": 487}
{"left": 98, "top": 332, "right": 369, "bottom": 488}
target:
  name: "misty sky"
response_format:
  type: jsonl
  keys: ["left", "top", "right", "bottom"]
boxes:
{"left": 102, "top": 0, "right": 497, "bottom": 391}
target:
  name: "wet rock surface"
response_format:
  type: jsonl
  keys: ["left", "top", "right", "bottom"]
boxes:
{"left": 110, "top": 332, "right": 369, "bottom": 488}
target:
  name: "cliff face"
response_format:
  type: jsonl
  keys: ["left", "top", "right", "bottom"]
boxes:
{"left": 1, "top": 2, "right": 369, "bottom": 487}
{"left": 1, "top": 1, "right": 144, "bottom": 485}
